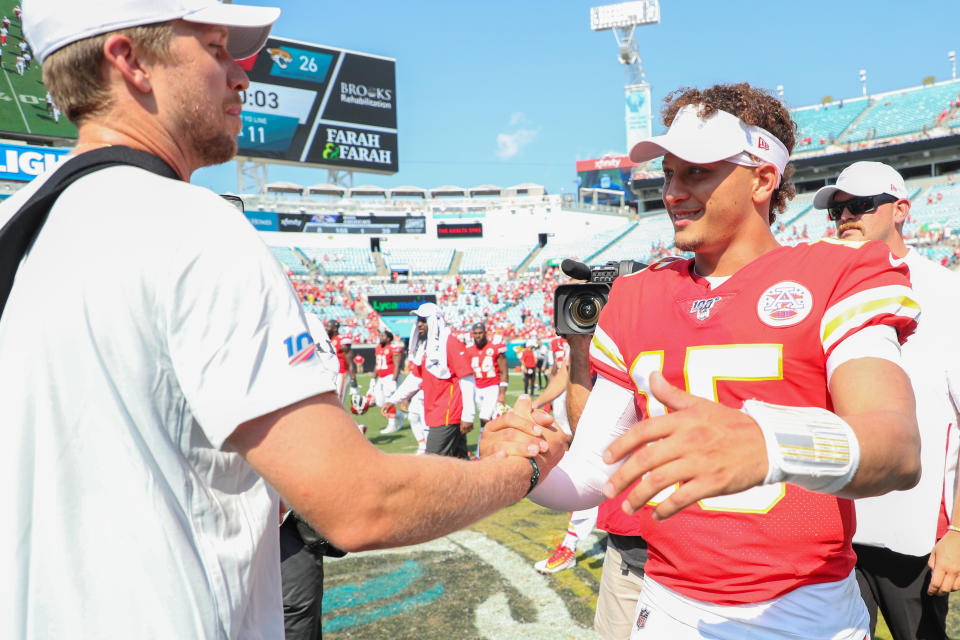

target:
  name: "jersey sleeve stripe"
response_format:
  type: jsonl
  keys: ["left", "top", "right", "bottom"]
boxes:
{"left": 591, "top": 326, "right": 627, "bottom": 373}
{"left": 820, "top": 285, "right": 919, "bottom": 353}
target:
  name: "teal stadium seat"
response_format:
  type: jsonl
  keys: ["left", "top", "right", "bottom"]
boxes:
{"left": 844, "top": 80, "right": 960, "bottom": 143}
{"left": 791, "top": 98, "right": 870, "bottom": 152}
{"left": 269, "top": 246, "right": 310, "bottom": 276}
{"left": 299, "top": 247, "right": 377, "bottom": 276}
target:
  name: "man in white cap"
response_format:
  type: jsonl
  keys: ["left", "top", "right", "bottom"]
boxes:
{"left": 382, "top": 302, "right": 476, "bottom": 458}
{"left": 0, "top": 2, "right": 567, "bottom": 637}
{"left": 814, "top": 161, "right": 960, "bottom": 640}
{"left": 482, "top": 83, "right": 922, "bottom": 638}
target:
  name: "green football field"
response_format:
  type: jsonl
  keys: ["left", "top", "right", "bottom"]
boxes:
{"left": 0, "top": 0, "right": 76, "bottom": 140}
{"left": 329, "top": 372, "right": 960, "bottom": 640}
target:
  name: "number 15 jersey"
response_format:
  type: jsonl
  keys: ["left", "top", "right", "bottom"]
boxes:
{"left": 589, "top": 240, "right": 919, "bottom": 605}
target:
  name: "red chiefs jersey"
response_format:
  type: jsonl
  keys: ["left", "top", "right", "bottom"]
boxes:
{"left": 590, "top": 240, "right": 918, "bottom": 605}
{"left": 549, "top": 337, "right": 567, "bottom": 369}
{"left": 464, "top": 341, "right": 507, "bottom": 388}
{"left": 409, "top": 334, "right": 472, "bottom": 427}
{"left": 375, "top": 343, "right": 403, "bottom": 378}
{"left": 330, "top": 334, "right": 351, "bottom": 374}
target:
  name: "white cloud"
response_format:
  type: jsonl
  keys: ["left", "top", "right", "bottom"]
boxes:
{"left": 508, "top": 112, "right": 527, "bottom": 127}
{"left": 496, "top": 128, "right": 538, "bottom": 160}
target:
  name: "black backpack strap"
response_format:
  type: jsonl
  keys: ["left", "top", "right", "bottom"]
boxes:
{"left": 0, "top": 145, "right": 178, "bottom": 318}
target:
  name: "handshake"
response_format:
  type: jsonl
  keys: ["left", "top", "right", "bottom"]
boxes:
{"left": 478, "top": 395, "right": 567, "bottom": 488}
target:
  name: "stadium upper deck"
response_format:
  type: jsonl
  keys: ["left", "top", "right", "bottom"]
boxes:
{"left": 247, "top": 78, "right": 960, "bottom": 280}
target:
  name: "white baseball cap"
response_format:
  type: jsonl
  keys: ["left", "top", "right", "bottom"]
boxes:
{"left": 812, "top": 161, "right": 909, "bottom": 209}
{"left": 24, "top": 0, "right": 281, "bottom": 64}
{"left": 411, "top": 302, "right": 438, "bottom": 318}
{"left": 630, "top": 104, "right": 790, "bottom": 183}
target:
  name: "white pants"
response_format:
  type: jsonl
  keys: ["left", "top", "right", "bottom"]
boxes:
{"left": 630, "top": 572, "right": 868, "bottom": 640}
{"left": 554, "top": 390, "right": 571, "bottom": 436}
{"left": 335, "top": 372, "right": 348, "bottom": 405}
{"left": 372, "top": 376, "right": 397, "bottom": 407}
{"left": 474, "top": 384, "right": 501, "bottom": 422}
{"left": 408, "top": 391, "right": 426, "bottom": 443}
{"left": 566, "top": 506, "right": 597, "bottom": 545}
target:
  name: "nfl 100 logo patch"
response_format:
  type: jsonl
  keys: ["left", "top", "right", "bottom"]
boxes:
{"left": 689, "top": 296, "right": 722, "bottom": 321}
{"left": 756, "top": 281, "right": 813, "bottom": 328}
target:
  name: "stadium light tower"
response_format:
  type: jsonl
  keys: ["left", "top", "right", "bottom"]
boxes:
{"left": 590, "top": 0, "right": 660, "bottom": 153}
{"left": 950, "top": 50, "right": 956, "bottom": 80}
{"left": 859, "top": 69, "right": 867, "bottom": 97}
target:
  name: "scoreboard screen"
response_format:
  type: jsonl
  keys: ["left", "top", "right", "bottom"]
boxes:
{"left": 236, "top": 37, "right": 398, "bottom": 174}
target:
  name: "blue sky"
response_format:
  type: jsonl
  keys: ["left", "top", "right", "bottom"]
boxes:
{"left": 194, "top": 0, "right": 960, "bottom": 196}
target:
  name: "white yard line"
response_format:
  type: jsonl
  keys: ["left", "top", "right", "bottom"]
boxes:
{"left": 1, "top": 62, "right": 29, "bottom": 134}
{"left": 339, "top": 530, "right": 602, "bottom": 639}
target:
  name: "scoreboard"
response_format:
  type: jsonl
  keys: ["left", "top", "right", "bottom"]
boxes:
{"left": 236, "top": 37, "right": 398, "bottom": 174}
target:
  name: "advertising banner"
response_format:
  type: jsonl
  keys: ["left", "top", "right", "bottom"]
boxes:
{"left": 0, "top": 142, "right": 70, "bottom": 181}
{"left": 266, "top": 212, "right": 425, "bottom": 234}
{"left": 244, "top": 211, "right": 278, "bottom": 231}
{"left": 437, "top": 222, "right": 483, "bottom": 238}
{"left": 368, "top": 294, "right": 437, "bottom": 315}
{"left": 625, "top": 83, "right": 652, "bottom": 153}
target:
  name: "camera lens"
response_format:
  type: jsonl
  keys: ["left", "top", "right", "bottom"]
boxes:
{"left": 570, "top": 294, "right": 603, "bottom": 327}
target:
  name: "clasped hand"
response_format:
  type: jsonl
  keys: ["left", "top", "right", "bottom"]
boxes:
{"left": 478, "top": 395, "right": 565, "bottom": 473}
{"left": 480, "top": 372, "right": 769, "bottom": 520}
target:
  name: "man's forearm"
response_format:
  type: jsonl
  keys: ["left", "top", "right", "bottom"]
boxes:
{"left": 566, "top": 345, "right": 593, "bottom": 432}
{"left": 230, "top": 393, "right": 544, "bottom": 553}
{"left": 533, "top": 367, "right": 568, "bottom": 408}
{"left": 389, "top": 374, "right": 422, "bottom": 404}
{"left": 323, "top": 452, "right": 535, "bottom": 551}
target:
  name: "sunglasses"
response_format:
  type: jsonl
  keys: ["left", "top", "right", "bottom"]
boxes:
{"left": 827, "top": 194, "right": 898, "bottom": 221}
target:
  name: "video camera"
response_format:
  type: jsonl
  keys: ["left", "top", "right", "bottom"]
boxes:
{"left": 553, "top": 258, "right": 646, "bottom": 335}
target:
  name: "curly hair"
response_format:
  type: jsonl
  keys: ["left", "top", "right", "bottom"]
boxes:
{"left": 661, "top": 83, "right": 797, "bottom": 224}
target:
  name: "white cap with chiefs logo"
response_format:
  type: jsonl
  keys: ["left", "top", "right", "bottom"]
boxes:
{"left": 629, "top": 104, "right": 791, "bottom": 184}
{"left": 813, "top": 161, "right": 909, "bottom": 209}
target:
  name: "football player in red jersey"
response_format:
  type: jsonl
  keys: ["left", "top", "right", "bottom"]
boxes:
{"left": 482, "top": 82, "right": 921, "bottom": 639}
{"left": 373, "top": 330, "right": 404, "bottom": 433}
{"left": 325, "top": 319, "right": 354, "bottom": 405}
{"left": 461, "top": 323, "right": 508, "bottom": 451}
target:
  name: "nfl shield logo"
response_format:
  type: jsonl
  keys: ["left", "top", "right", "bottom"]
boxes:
{"left": 635, "top": 607, "right": 650, "bottom": 630}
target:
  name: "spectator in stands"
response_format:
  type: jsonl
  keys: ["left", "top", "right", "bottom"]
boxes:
{"left": 0, "top": 3, "right": 567, "bottom": 636}
{"left": 815, "top": 161, "right": 960, "bottom": 639}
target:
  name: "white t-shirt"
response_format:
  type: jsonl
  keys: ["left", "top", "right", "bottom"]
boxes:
{"left": 0, "top": 165, "right": 338, "bottom": 638}
{"left": 854, "top": 249, "right": 960, "bottom": 555}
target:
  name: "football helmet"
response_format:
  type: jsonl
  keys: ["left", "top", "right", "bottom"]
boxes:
{"left": 350, "top": 390, "right": 373, "bottom": 415}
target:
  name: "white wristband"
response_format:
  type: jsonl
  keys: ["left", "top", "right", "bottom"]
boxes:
{"left": 742, "top": 399, "right": 860, "bottom": 495}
